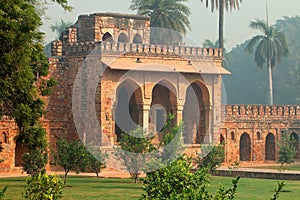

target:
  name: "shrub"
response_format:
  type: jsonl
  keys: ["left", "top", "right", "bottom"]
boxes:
{"left": 24, "top": 172, "right": 64, "bottom": 200}
{"left": 22, "top": 149, "right": 48, "bottom": 175}
{"left": 141, "top": 156, "right": 240, "bottom": 200}
{"left": 0, "top": 186, "right": 8, "bottom": 200}
{"left": 197, "top": 144, "right": 225, "bottom": 171}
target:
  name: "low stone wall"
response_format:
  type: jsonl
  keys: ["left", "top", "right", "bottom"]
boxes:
{"left": 212, "top": 169, "right": 300, "bottom": 180}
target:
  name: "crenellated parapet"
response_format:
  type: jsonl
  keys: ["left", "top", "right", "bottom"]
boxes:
{"left": 51, "top": 41, "right": 223, "bottom": 59}
{"left": 223, "top": 104, "right": 300, "bottom": 120}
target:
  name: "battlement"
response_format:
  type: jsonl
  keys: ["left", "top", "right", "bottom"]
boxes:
{"left": 51, "top": 41, "right": 223, "bottom": 59}
{"left": 224, "top": 104, "right": 300, "bottom": 119}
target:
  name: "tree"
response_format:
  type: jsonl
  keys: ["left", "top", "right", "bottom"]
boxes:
{"left": 197, "top": 144, "right": 225, "bottom": 172}
{"left": 0, "top": 0, "right": 71, "bottom": 174}
{"left": 245, "top": 19, "right": 289, "bottom": 105}
{"left": 200, "top": 0, "right": 242, "bottom": 50}
{"left": 22, "top": 149, "right": 48, "bottom": 175}
{"left": 53, "top": 139, "right": 87, "bottom": 185}
{"left": 278, "top": 133, "right": 296, "bottom": 168}
{"left": 50, "top": 20, "right": 73, "bottom": 39}
{"left": 85, "top": 147, "right": 108, "bottom": 178}
{"left": 129, "top": 0, "right": 191, "bottom": 45}
{"left": 115, "top": 126, "right": 155, "bottom": 183}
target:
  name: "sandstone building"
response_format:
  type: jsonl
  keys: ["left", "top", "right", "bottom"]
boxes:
{"left": 1, "top": 13, "right": 300, "bottom": 172}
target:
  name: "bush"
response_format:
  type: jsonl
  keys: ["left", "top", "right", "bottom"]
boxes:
{"left": 22, "top": 149, "right": 48, "bottom": 175}
{"left": 197, "top": 144, "right": 225, "bottom": 171}
{"left": 0, "top": 186, "right": 8, "bottom": 200}
{"left": 141, "top": 156, "right": 239, "bottom": 200}
{"left": 24, "top": 172, "right": 64, "bottom": 200}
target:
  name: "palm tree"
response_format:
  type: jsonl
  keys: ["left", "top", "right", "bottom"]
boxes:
{"left": 245, "top": 19, "right": 289, "bottom": 105}
{"left": 130, "top": 0, "right": 191, "bottom": 45}
{"left": 200, "top": 0, "right": 242, "bottom": 50}
{"left": 50, "top": 19, "right": 72, "bottom": 39}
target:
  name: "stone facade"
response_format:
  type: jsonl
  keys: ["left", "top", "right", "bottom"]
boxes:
{"left": 221, "top": 105, "right": 300, "bottom": 164}
{"left": 1, "top": 12, "right": 300, "bottom": 172}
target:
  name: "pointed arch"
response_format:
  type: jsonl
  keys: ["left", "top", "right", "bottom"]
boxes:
{"left": 240, "top": 133, "right": 251, "bottom": 161}
{"left": 183, "top": 81, "right": 210, "bottom": 144}
{"left": 265, "top": 133, "right": 276, "bottom": 161}
{"left": 133, "top": 34, "right": 142, "bottom": 44}
{"left": 291, "top": 132, "right": 300, "bottom": 159}
{"left": 102, "top": 32, "right": 113, "bottom": 42}
{"left": 114, "top": 79, "right": 143, "bottom": 141}
{"left": 118, "top": 32, "right": 128, "bottom": 43}
{"left": 2, "top": 132, "right": 8, "bottom": 144}
{"left": 150, "top": 80, "right": 177, "bottom": 139}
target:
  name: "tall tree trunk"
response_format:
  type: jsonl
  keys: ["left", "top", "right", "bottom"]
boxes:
{"left": 268, "top": 59, "right": 273, "bottom": 105}
{"left": 218, "top": 0, "right": 224, "bottom": 51}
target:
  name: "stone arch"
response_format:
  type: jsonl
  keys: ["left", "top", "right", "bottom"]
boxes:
{"left": 133, "top": 34, "right": 142, "bottom": 44}
{"left": 240, "top": 133, "right": 251, "bottom": 161}
{"left": 220, "top": 134, "right": 225, "bottom": 144}
{"left": 265, "top": 133, "right": 276, "bottom": 161}
{"left": 114, "top": 79, "right": 143, "bottom": 141}
{"left": 2, "top": 132, "right": 8, "bottom": 144}
{"left": 183, "top": 81, "right": 210, "bottom": 144}
{"left": 291, "top": 132, "right": 300, "bottom": 159}
{"left": 231, "top": 131, "right": 235, "bottom": 140}
{"left": 150, "top": 80, "right": 177, "bottom": 139}
{"left": 102, "top": 32, "right": 113, "bottom": 42}
{"left": 14, "top": 137, "right": 28, "bottom": 167}
{"left": 118, "top": 32, "right": 128, "bottom": 43}
{"left": 257, "top": 131, "right": 261, "bottom": 140}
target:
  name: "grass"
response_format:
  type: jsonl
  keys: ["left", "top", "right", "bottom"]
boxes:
{"left": 1, "top": 175, "right": 300, "bottom": 199}
{"left": 242, "top": 163, "right": 300, "bottom": 171}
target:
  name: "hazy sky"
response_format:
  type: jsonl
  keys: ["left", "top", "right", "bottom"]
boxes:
{"left": 43, "top": 0, "right": 300, "bottom": 50}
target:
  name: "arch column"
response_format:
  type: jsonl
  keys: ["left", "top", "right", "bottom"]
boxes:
{"left": 142, "top": 104, "right": 151, "bottom": 133}
{"left": 176, "top": 104, "right": 184, "bottom": 126}
{"left": 205, "top": 104, "right": 213, "bottom": 144}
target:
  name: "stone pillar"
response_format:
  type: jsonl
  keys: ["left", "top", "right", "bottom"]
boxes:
{"left": 205, "top": 104, "right": 213, "bottom": 144}
{"left": 176, "top": 104, "right": 184, "bottom": 126}
{"left": 143, "top": 104, "right": 150, "bottom": 133}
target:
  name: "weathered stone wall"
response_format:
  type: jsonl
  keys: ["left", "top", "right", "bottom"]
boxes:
{"left": 0, "top": 117, "right": 18, "bottom": 172}
{"left": 221, "top": 105, "right": 300, "bottom": 164}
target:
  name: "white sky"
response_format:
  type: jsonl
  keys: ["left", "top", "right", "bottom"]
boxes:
{"left": 42, "top": 0, "right": 300, "bottom": 50}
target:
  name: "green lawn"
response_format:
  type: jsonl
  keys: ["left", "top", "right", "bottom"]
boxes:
{"left": 1, "top": 175, "right": 300, "bottom": 199}
{"left": 243, "top": 163, "right": 300, "bottom": 171}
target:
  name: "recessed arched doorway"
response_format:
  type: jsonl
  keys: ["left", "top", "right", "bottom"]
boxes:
{"left": 150, "top": 80, "right": 177, "bottom": 141}
{"left": 240, "top": 133, "right": 251, "bottom": 161}
{"left": 133, "top": 34, "right": 142, "bottom": 44}
{"left": 183, "top": 82, "right": 209, "bottom": 144}
{"left": 265, "top": 133, "right": 276, "bottom": 161}
{"left": 114, "top": 80, "right": 142, "bottom": 141}
{"left": 291, "top": 132, "right": 300, "bottom": 159}
{"left": 102, "top": 32, "right": 113, "bottom": 42}
{"left": 118, "top": 33, "right": 128, "bottom": 43}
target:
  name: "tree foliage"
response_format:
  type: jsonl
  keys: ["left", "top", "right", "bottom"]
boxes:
{"left": 141, "top": 156, "right": 240, "bottom": 200}
{"left": 197, "top": 144, "right": 225, "bottom": 172}
{"left": 245, "top": 19, "right": 289, "bottom": 105}
{"left": 24, "top": 172, "right": 64, "bottom": 200}
{"left": 224, "top": 16, "right": 300, "bottom": 105}
{"left": 85, "top": 147, "right": 108, "bottom": 178}
{"left": 115, "top": 126, "right": 155, "bottom": 183}
{"left": 53, "top": 139, "right": 87, "bottom": 185}
{"left": 0, "top": 0, "right": 70, "bottom": 172}
{"left": 22, "top": 149, "right": 48, "bottom": 175}
{"left": 130, "top": 0, "right": 191, "bottom": 45}
{"left": 278, "top": 133, "right": 296, "bottom": 167}
{"left": 200, "top": 0, "right": 242, "bottom": 49}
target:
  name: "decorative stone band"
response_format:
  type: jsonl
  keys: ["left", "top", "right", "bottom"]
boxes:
{"left": 223, "top": 105, "right": 300, "bottom": 119}
{"left": 51, "top": 40, "right": 223, "bottom": 59}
